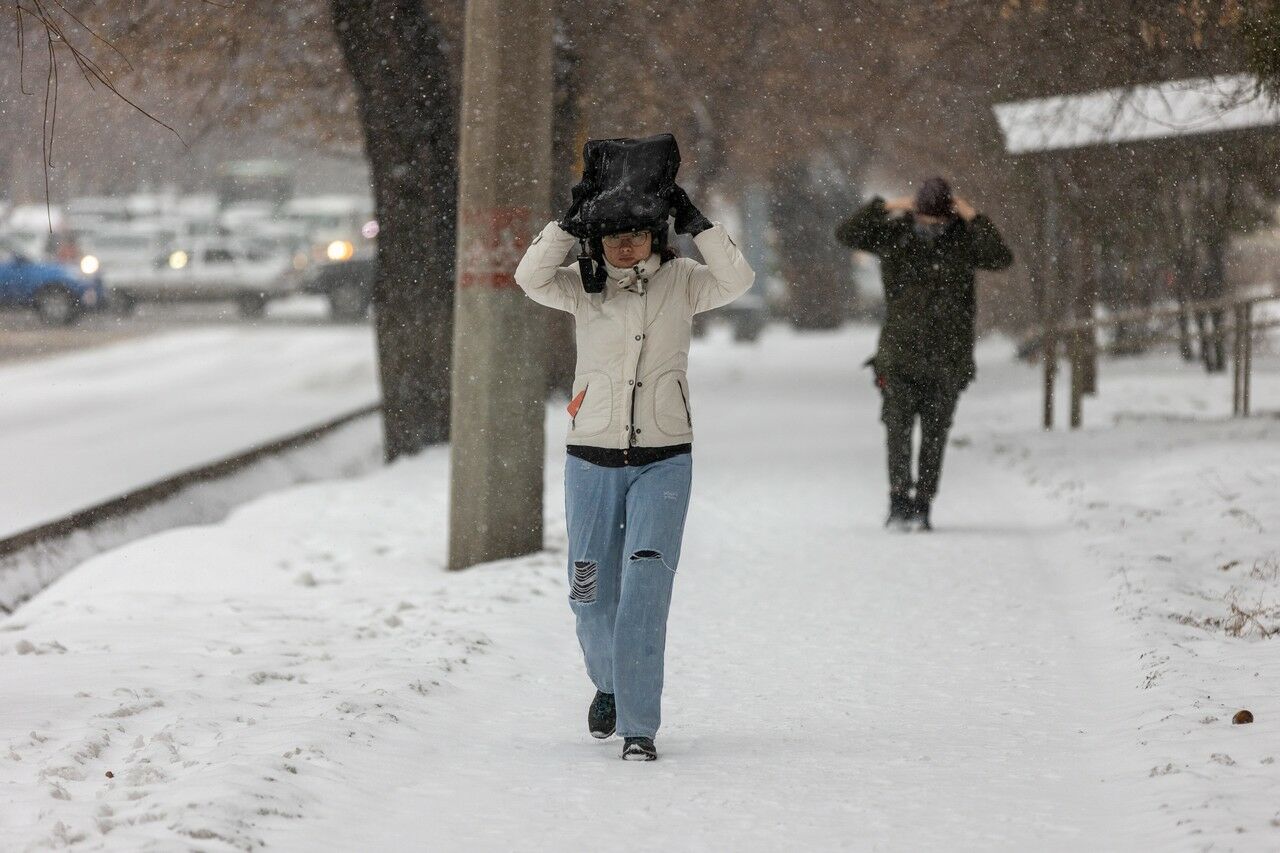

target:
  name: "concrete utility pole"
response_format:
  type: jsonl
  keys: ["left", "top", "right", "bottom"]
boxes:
{"left": 447, "top": 0, "right": 554, "bottom": 571}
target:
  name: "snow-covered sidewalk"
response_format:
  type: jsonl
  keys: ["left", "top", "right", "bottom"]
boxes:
{"left": 3, "top": 327, "right": 1278, "bottom": 850}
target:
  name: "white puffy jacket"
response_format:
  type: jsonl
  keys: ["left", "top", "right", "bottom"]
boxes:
{"left": 514, "top": 221, "right": 754, "bottom": 450}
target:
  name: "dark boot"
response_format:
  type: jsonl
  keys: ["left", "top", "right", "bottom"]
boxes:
{"left": 910, "top": 494, "right": 933, "bottom": 532}
{"left": 588, "top": 691, "right": 616, "bottom": 739}
{"left": 885, "top": 492, "right": 912, "bottom": 530}
{"left": 622, "top": 736, "right": 657, "bottom": 761}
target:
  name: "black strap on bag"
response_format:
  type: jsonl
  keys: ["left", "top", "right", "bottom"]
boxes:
{"left": 577, "top": 240, "right": 607, "bottom": 294}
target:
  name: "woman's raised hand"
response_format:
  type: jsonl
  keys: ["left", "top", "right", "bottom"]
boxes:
{"left": 667, "top": 185, "right": 713, "bottom": 236}
{"left": 559, "top": 178, "right": 593, "bottom": 238}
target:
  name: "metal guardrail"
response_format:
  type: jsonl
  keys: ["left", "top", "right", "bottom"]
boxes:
{"left": 1037, "top": 294, "right": 1279, "bottom": 430}
{"left": 0, "top": 402, "right": 382, "bottom": 562}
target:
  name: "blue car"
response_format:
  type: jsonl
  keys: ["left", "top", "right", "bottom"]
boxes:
{"left": 0, "top": 241, "right": 106, "bottom": 325}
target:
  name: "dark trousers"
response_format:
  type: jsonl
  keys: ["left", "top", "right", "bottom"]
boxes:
{"left": 879, "top": 373, "right": 961, "bottom": 500}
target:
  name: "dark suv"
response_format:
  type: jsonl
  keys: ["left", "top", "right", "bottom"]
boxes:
{"left": 302, "top": 258, "right": 374, "bottom": 321}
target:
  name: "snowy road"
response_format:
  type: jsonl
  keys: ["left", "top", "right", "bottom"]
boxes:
{"left": 0, "top": 325, "right": 378, "bottom": 537}
{"left": 6, "top": 325, "right": 1278, "bottom": 850}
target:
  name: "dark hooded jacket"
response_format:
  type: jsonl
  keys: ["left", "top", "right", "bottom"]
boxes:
{"left": 836, "top": 197, "right": 1012, "bottom": 386}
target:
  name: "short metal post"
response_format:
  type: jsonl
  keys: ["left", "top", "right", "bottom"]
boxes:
{"left": 1069, "top": 329, "right": 1084, "bottom": 429}
{"left": 1043, "top": 329, "right": 1057, "bottom": 431}
{"left": 1083, "top": 322, "right": 1098, "bottom": 396}
{"left": 1232, "top": 304, "right": 1243, "bottom": 416}
{"left": 1243, "top": 302, "right": 1253, "bottom": 417}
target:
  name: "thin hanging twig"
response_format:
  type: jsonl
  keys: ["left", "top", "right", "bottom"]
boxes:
{"left": 11, "top": 0, "right": 192, "bottom": 230}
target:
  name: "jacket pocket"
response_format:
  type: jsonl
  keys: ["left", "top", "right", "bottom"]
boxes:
{"left": 569, "top": 372, "right": 612, "bottom": 437}
{"left": 653, "top": 370, "right": 692, "bottom": 437}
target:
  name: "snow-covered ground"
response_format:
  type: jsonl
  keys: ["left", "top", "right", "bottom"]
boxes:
{"left": 2, "top": 325, "right": 1278, "bottom": 850}
{"left": 0, "top": 416, "right": 382, "bottom": 613}
{"left": 0, "top": 326, "right": 379, "bottom": 539}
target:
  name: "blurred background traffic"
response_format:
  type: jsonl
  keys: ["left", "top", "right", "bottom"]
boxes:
{"left": 0, "top": 160, "right": 377, "bottom": 330}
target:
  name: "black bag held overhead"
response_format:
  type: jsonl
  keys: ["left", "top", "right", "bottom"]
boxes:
{"left": 561, "top": 133, "right": 681, "bottom": 240}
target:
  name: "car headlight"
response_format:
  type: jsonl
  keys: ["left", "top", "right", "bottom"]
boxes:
{"left": 80, "top": 255, "right": 100, "bottom": 275}
{"left": 327, "top": 240, "right": 354, "bottom": 262}
{"left": 169, "top": 250, "right": 189, "bottom": 270}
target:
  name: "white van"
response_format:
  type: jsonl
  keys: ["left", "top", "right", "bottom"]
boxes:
{"left": 105, "top": 238, "right": 297, "bottom": 317}
{"left": 81, "top": 224, "right": 177, "bottom": 279}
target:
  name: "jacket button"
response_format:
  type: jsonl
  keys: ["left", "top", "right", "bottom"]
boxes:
{"left": 635, "top": 335, "right": 642, "bottom": 341}
{"left": 628, "top": 379, "right": 634, "bottom": 385}
{"left": 636, "top": 428, "right": 642, "bottom": 434}
{"left": 637, "top": 381, "right": 643, "bottom": 387}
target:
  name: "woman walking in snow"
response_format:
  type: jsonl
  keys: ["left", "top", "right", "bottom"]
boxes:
{"left": 514, "top": 142, "right": 753, "bottom": 761}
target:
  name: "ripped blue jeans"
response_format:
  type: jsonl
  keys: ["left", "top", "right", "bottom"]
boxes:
{"left": 564, "top": 453, "right": 692, "bottom": 739}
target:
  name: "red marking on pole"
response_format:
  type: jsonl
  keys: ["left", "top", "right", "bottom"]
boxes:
{"left": 459, "top": 207, "right": 535, "bottom": 290}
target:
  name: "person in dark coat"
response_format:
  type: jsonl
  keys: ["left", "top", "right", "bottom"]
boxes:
{"left": 835, "top": 177, "right": 1012, "bottom": 530}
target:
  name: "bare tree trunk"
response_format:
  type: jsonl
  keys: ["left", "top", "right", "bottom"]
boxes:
{"left": 331, "top": 0, "right": 459, "bottom": 460}
{"left": 771, "top": 159, "right": 856, "bottom": 330}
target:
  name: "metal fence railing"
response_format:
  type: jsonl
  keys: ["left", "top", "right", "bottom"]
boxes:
{"left": 1039, "top": 294, "right": 1280, "bottom": 430}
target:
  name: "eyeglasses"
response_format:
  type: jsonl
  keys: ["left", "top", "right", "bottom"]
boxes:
{"left": 602, "top": 231, "right": 651, "bottom": 249}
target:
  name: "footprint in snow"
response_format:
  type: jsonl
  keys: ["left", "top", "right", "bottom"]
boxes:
{"left": 100, "top": 700, "right": 165, "bottom": 719}
{"left": 12, "top": 639, "right": 68, "bottom": 655}
{"left": 248, "top": 671, "right": 298, "bottom": 685}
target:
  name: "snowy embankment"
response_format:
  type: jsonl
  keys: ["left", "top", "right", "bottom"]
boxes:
{"left": 0, "top": 325, "right": 383, "bottom": 610}
{"left": 2, "top": 326, "right": 1278, "bottom": 850}
{"left": 0, "top": 417, "right": 382, "bottom": 613}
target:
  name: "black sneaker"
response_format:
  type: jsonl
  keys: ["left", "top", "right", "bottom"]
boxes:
{"left": 885, "top": 493, "right": 912, "bottom": 530}
{"left": 588, "top": 691, "right": 615, "bottom": 739}
{"left": 909, "top": 495, "right": 933, "bottom": 532}
{"left": 621, "top": 736, "right": 657, "bottom": 761}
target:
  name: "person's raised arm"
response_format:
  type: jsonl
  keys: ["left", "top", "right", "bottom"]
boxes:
{"left": 953, "top": 198, "right": 1013, "bottom": 271}
{"left": 669, "top": 186, "right": 755, "bottom": 314}
{"left": 834, "top": 196, "right": 908, "bottom": 255}
{"left": 513, "top": 221, "right": 581, "bottom": 313}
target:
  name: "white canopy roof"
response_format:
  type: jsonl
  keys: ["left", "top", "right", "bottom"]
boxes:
{"left": 993, "top": 74, "right": 1280, "bottom": 154}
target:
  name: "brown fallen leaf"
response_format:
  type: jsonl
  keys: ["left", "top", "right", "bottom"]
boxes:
{"left": 1232, "top": 710, "right": 1254, "bottom": 725}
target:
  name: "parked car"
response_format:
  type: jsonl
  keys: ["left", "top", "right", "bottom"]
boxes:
{"left": 719, "top": 290, "right": 769, "bottom": 342}
{"left": 105, "top": 239, "right": 297, "bottom": 317}
{"left": 0, "top": 239, "right": 106, "bottom": 325}
{"left": 691, "top": 280, "right": 771, "bottom": 343}
{"left": 284, "top": 195, "right": 377, "bottom": 275}
{"left": 302, "top": 257, "right": 374, "bottom": 321}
